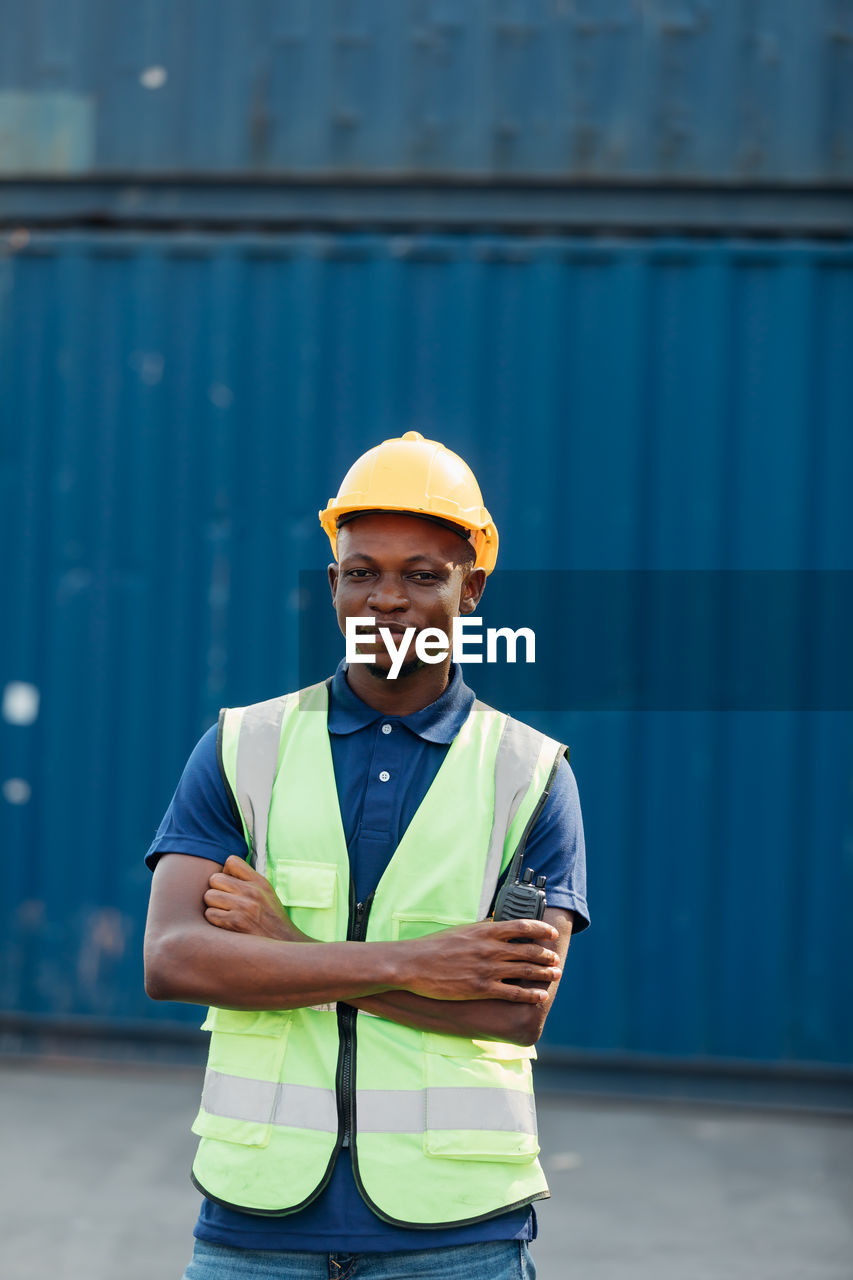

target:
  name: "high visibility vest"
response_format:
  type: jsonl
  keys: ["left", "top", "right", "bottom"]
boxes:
{"left": 190, "top": 680, "right": 566, "bottom": 1226}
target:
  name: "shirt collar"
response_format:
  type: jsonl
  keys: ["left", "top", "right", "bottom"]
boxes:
{"left": 327, "top": 660, "right": 474, "bottom": 745}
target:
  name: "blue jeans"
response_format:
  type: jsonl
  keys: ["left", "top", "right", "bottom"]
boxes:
{"left": 182, "top": 1238, "right": 536, "bottom": 1280}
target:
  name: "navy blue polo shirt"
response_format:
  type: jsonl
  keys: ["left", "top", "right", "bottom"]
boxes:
{"left": 146, "top": 663, "right": 589, "bottom": 1253}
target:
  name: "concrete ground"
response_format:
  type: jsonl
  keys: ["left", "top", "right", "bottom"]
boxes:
{"left": 2, "top": 1058, "right": 852, "bottom": 1280}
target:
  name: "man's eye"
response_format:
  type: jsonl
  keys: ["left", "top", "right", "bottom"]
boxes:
{"left": 410, "top": 572, "right": 438, "bottom": 581}
{"left": 346, "top": 569, "right": 372, "bottom": 578}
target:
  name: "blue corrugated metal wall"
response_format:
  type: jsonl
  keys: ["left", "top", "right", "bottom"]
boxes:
{"left": 1, "top": 232, "right": 852, "bottom": 1067}
{"left": 1, "top": 2, "right": 851, "bottom": 1071}
{"left": 1, "top": 0, "right": 852, "bottom": 180}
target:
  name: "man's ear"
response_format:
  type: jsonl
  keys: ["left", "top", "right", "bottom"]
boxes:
{"left": 328, "top": 563, "right": 339, "bottom": 603}
{"left": 460, "top": 568, "right": 486, "bottom": 614}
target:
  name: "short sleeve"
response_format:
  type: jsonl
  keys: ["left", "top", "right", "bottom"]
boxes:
{"left": 144, "top": 724, "right": 249, "bottom": 871}
{"left": 513, "top": 755, "right": 589, "bottom": 933}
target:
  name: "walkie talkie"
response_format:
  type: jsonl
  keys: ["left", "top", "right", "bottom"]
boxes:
{"left": 493, "top": 865, "right": 547, "bottom": 922}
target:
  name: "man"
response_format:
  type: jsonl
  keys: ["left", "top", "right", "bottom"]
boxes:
{"left": 144, "top": 431, "right": 589, "bottom": 1280}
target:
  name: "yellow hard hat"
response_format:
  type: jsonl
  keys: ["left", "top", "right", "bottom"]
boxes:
{"left": 319, "top": 431, "right": 498, "bottom": 574}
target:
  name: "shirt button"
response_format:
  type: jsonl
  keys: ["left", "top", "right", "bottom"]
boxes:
{"left": 381, "top": 723, "right": 392, "bottom": 735}
{"left": 379, "top": 770, "right": 390, "bottom": 783}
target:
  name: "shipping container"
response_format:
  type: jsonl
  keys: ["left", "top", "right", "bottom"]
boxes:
{"left": 1, "top": 230, "right": 851, "bottom": 1069}
{"left": 0, "top": 0, "right": 851, "bottom": 183}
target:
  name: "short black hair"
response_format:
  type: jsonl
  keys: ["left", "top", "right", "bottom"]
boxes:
{"left": 337, "top": 509, "right": 477, "bottom": 570}
{"left": 455, "top": 539, "right": 476, "bottom": 571}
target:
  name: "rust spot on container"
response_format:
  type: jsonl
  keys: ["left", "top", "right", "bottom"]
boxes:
{"left": 17, "top": 899, "right": 45, "bottom": 928}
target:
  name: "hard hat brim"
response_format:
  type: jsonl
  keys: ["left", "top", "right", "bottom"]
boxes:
{"left": 319, "top": 502, "right": 498, "bottom": 575}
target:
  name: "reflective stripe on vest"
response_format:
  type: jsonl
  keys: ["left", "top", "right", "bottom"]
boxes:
{"left": 202, "top": 1070, "right": 338, "bottom": 1132}
{"left": 201, "top": 1069, "right": 537, "bottom": 1137}
{"left": 233, "top": 693, "right": 289, "bottom": 876}
{"left": 477, "top": 702, "right": 565, "bottom": 917}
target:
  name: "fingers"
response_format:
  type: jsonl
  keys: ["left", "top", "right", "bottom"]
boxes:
{"left": 500, "top": 963, "right": 562, "bottom": 984}
{"left": 510, "top": 943, "right": 560, "bottom": 966}
{"left": 204, "top": 906, "right": 239, "bottom": 930}
{"left": 222, "top": 854, "right": 257, "bottom": 880}
{"left": 203, "top": 888, "right": 240, "bottom": 911}
{"left": 209, "top": 865, "right": 267, "bottom": 897}
{"left": 207, "top": 872, "right": 245, "bottom": 896}
{"left": 470, "top": 932, "right": 559, "bottom": 968}
{"left": 492, "top": 918, "right": 558, "bottom": 943}
{"left": 494, "top": 984, "right": 549, "bottom": 1004}
{"left": 203, "top": 884, "right": 249, "bottom": 931}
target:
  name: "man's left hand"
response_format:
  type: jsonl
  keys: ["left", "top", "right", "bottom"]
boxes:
{"left": 203, "top": 856, "right": 312, "bottom": 942}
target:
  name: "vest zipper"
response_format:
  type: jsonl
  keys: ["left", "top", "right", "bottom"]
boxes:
{"left": 338, "top": 888, "right": 374, "bottom": 1147}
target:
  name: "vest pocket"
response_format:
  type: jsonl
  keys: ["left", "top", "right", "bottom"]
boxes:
{"left": 199, "top": 1007, "right": 292, "bottom": 1036}
{"left": 192, "top": 1008, "right": 293, "bottom": 1149}
{"left": 421, "top": 1034, "right": 540, "bottom": 1163}
{"left": 272, "top": 860, "right": 340, "bottom": 941}
{"left": 273, "top": 860, "right": 338, "bottom": 908}
{"left": 391, "top": 913, "right": 469, "bottom": 941}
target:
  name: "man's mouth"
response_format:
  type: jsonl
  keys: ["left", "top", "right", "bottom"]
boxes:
{"left": 370, "top": 622, "right": 414, "bottom": 638}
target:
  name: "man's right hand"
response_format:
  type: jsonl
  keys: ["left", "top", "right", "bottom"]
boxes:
{"left": 399, "top": 918, "right": 562, "bottom": 1004}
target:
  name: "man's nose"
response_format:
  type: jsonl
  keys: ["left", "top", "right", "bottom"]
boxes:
{"left": 367, "top": 577, "right": 409, "bottom": 612}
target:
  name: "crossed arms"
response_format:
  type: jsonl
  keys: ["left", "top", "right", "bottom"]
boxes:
{"left": 144, "top": 854, "right": 573, "bottom": 1046}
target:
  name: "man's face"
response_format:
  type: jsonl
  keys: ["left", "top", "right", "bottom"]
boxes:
{"left": 328, "top": 512, "right": 485, "bottom": 680}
